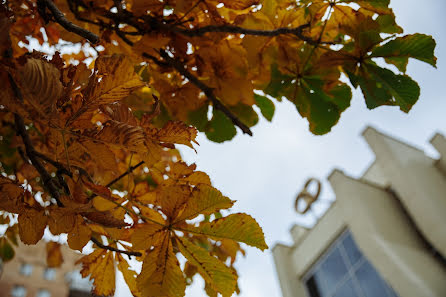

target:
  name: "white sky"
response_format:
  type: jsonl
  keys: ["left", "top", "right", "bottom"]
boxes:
{"left": 130, "top": 1, "right": 445, "bottom": 297}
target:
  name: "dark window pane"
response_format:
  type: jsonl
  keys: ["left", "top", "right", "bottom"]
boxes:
{"left": 356, "top": 261, "right": 390, "bottom": 297}
{"left": 342, "top": 233, "right": 362, "bottom": 266}
{"left": 317, "top": 247, "right": 348, "bottom": 296}
{"left": 333, "top": 279, "right": 358, "bottom": 297}
{"left": 305, "top": 275, "right": 322, "bottom": 297}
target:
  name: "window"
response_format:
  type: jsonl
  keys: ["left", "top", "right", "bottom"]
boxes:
{"left": 303, "top": 230, "right": 399, "bottom": 297}
{"left": 43, "top": 268, "right": 56, "bottom": 281}
{"left": 19, "top": 263, "right": 33, "bottom": 276}
{"left": 36, "top": 289, "right": 51, "bottom": 297}
{"left": 11, "top": 285, "right": 27, "bottom": 297}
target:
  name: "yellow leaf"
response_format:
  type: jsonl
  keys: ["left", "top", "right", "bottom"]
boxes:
{"left": 68, "top": 216, "right": 92, "bottom": 251}
{"left": 176, "top": 237, "right": 236, "bottom": 297}
{"left": 93, "top": 196, "right": 118, "bottom": 211}
{"left": 131, "top": 223, "right": 165, "bottom": 250}
{"left": 84, "top": 54, "right": 145, "bottom": 108}
{"left": 183, "top": 171, "right": 212, "bottom": 186}
{"left": 173, "top": 185, "right": 234, "bottom": 224}
{"left": 156, "top": 121, "right": 198, "bottom": 149}
{"left": 92, "top": 251, "right": 116, "bottom": 296}
{"left": 158, "top": 185, "right": 191, "bottom": 218}
{"left": 184, "top": 213, "right": 268, "bottom": 250}
{"left": 138, "top": 205, "right": 166, "bottom": 225}
{"left": 136, "top": 234, "right": 186, "bottom": 297}
{"left": 116, "top": 253, "right": 140, "bottom": 297}
{"left": 78, "top": 249, "right": 116, "bottom": 296}
{"left": 46, "top": 241, "right": 64, "bottom": 268}
{"left": 18, "top": 209, "right": 47, "bottom": 245}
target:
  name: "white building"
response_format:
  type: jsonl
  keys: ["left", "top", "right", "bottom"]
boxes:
{"left": 273, "top": 127, "right": 446, "bottom": 297}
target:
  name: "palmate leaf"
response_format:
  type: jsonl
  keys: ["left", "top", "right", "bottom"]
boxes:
{"left": 175, "top": 237, "right": 237, "bottom": 297}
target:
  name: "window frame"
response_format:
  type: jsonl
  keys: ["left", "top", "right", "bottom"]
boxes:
{"left": 302, "top": 229, "right": 397, "bottom": 297}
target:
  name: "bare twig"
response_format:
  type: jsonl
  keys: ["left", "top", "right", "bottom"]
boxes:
{"left": 88, "top": 160, "right": 145, "bottom": 200}
{"left": 91, "top": 236, "right": 142, "bottom": 257}
{"left": 37, "top": 0, "right": 100, "bottom": 44}
{"left": 156, "top": 50, "right": 253, "bottom": 136}
{"left": 176, "top": 23, "right": 323, "bottom": 44}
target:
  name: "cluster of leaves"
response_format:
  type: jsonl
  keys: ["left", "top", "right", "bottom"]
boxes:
{"left": 0, "top": 0, "right": 437, "bottom": 296}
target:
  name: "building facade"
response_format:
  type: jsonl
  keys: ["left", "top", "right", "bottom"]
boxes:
{"left": 273, "top": 127, "right": 446, "bottom": 297}
{"left": 0, "top": 241, "right": 92, "bottom": 297}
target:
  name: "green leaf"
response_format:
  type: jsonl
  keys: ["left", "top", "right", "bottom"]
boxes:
{"left": 366, "top": 64, "right": 420, "bottom": 112}
{"left": 384, "top": 57, "right": 409, "bottom": 73}
{"left": 294, "top": 77, "right": 352, "bottom": 135}
{"left": 229, "top": 103, "right": 259, "bottom": 127}
{"left": 205, "top": 109, "right": 237, "bottom": 143}
{"left": 0, "top": 239, "right": 14, "bottom": 262}
{"left": 371, "top": 34, "right": 437, "bottom": 67}
{"left": 263, "top": 64, "right": 294, "bottom": 101}
{"left": 376, "top": 14, "right": 403, "bottom": 34}
{"left": 188, "top": 104, "right": 209, "bottom": 132}
{"left": 254, "top": 94, "right": 275, "bottom": 121}
{"left": 357, "top": 63, "right": 420, "bottom": 112}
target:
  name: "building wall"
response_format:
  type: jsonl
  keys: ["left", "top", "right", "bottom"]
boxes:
{"left": 0, "top": 241, "right": 82, "bottom": 297}
{"left": 273, "top": 127, "right": 446, "bottom": 297}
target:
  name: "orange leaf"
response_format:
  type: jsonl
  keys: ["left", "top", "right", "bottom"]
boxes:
{"left": 67, "top": 216, "right": 92, "bottom": 251}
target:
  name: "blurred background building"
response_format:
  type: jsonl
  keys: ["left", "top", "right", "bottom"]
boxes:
{"left": 0, "top": 241, "right": 92, "bottom": 297}
{"left": 273, "top": 127, "right": 446, "bottom": 297}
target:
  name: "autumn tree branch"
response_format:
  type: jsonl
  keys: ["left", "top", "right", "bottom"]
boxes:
{"left": 155, "top": 50, "right": 253, "bottom": 136}
{"left": 91, "top": 236, "right": 142, "bottom": 257}
{"left": 37, "top": 0, "right": 100, "bottom": 44}
{"left": 177, "top": 23, "right": 319, "bottom": 43}
{"left": 7, "top": 74, "right": 65, "bottom": 206}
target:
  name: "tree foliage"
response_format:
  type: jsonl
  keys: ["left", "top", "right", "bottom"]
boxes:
{"left": 0, "top": 0, "right": 436, "bottom": 296}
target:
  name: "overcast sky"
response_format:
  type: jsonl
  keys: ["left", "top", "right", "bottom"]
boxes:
{"left": 129, "top": 1, "right": 446, "bottom": 297}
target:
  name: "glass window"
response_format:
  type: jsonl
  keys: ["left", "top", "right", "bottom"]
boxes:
{"left": 304, "top": 230, "right": 400, "bottom": 297}
{"left": 11, "top": 285, "right": 27, "bottom": 297}
{"left": 36, "top": 289, "right": 51, "bottom": 297}
{"left": 356, "top": 261, "right": 391, "bottom": 297}
{"left": 19, "top": 263, "right": 33, "bottom": 276}
{"left": 315, "top": 247, "right": 348, "bottom": 296}
{"left": 43, "top": 268, "right": 56, "bottom": 281}
{"left": 341, "top": 233, "right": 362, "bottom": 266}
{"left": 332, "top": 279, "right": 357, "bottom": 297}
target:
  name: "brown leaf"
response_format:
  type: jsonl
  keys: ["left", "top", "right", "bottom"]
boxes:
{"left": 18, "top": 209, "right": 48, "bottom": 245}
{"left": 46, "top": 241, "right": 64, "bottom": 268}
